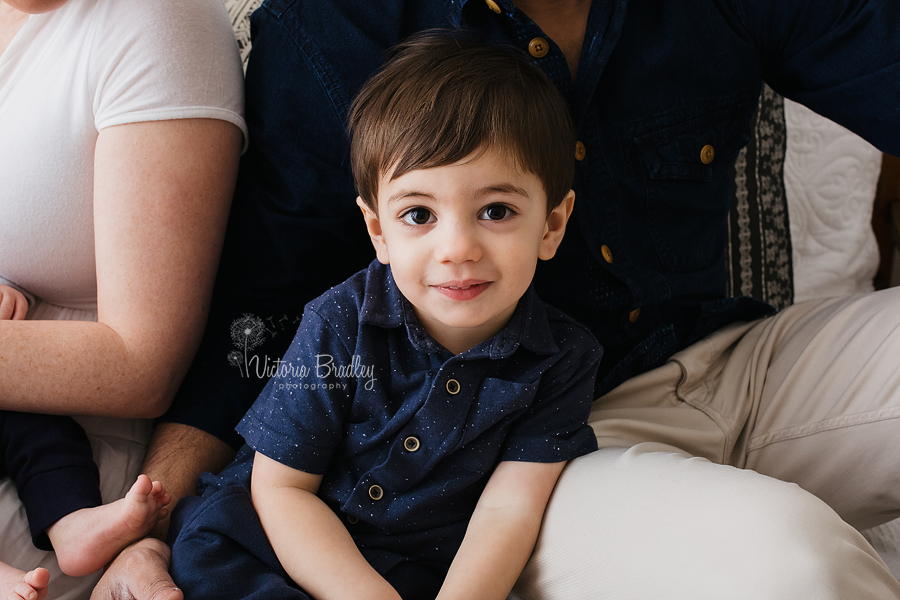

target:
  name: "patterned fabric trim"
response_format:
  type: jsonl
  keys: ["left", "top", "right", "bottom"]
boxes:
{"left": 726, "top": 84, "right": 794, "bottom": 311}
{"left": 225, "top": 0, "right": 264, "bottom": 71}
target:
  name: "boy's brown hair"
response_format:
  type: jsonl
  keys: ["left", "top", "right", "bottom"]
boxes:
{"left": 349, "top": 31, "right": 576, "bottom": 214}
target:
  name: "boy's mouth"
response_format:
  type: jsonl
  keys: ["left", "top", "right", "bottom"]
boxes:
{"left": 433, "top": 280, "right": 491, "bottom": 300}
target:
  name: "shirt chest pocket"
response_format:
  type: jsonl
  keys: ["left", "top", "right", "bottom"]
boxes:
{"left": 629, "top": 96, "right": 755, "bottom": 273}
{"left": 453, "top": 377, "right": 539, "bottom": 473}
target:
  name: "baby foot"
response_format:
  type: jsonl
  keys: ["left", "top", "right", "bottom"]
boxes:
{"left": 3, "top": 567, "right": 49, "bottom": 600}
{"left": 47, "top": 474, "right": 170, "bottom": 577}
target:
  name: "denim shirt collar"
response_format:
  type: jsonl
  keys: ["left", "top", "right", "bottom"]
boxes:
{"left": 449, "top": 0, "right": 628, "bottom": 124}
{"left": 359, "top": 261, "right": 558, "bottom": 359}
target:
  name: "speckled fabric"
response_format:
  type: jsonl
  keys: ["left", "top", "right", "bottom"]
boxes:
{"left": 169, "top": 261, "right": 600, "bottom": 598}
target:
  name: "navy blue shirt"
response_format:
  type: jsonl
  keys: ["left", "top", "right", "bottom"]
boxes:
{"left": 164, "top": 0, "right": 900, "bottom": 448}
{"left": 215, "top": 261, "right": 599, "bottom": 570}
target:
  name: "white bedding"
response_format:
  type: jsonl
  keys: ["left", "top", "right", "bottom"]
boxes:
{"left": 784, "top": 99, "right": 882, "bottom": 303}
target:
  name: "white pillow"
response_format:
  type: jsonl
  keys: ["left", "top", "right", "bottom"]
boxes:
{"left": 783, "top": 100, "right": 882, "bottom": 303}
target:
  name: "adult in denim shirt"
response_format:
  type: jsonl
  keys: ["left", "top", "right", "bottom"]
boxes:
{"left": 94, "top": 1, "right": 900, "bottom": 599}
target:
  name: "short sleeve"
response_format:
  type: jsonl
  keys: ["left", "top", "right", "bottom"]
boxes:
{"left": 728, "top": 0, "right": 900, "bottom": 155}
{"left": 236, "top": 309, "right": 355, "bottom": 474}
{"left": 500, "top": 327, "right": 601, "bottom": 464}
{"left": 89, "top": 0, "right": 247, "bottom": 147}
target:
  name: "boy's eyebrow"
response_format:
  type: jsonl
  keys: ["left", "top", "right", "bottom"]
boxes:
{"left": 481, "top": 183, "right": 531, "bottom": 198}
{"left": 386, "top": 183, "right": 531, "bottom": 206}
{"left": 387, "top": 190, "right": 435, "bottom": 205}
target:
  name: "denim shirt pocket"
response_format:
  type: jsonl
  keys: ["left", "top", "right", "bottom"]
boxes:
{"left": 630, "top": 93, "right": 755, "bottom": 273}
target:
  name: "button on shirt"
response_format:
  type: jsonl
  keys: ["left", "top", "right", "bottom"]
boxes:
{"left": 234, "top": 261, "right": 600, "bottom": 569}
{"left": 164, "top": 0, "right": 900, "bottom": 450}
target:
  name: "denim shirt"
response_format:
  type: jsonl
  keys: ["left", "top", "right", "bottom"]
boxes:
{"left": 203, "top": 260, "right": 599, "bottom": 572}
{"left": 164, "top": 0, "right": 900, "bottom": 449}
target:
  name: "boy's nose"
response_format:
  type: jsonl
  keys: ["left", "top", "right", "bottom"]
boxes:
{"left": 436, "top": 223, "right": 483, "bottom": 264}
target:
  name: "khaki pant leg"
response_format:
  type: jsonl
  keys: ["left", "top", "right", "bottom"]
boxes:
{"left": 592, "top": 287, "right": 900, "bottom": 529}
{"left": 514, "top": 446, "right": 900, "bottom": 600}
{"left": 514, "top": 288, "right": 900, "bottom": 599}
{"left": 588, "top": 318, "right": 756, "bottom": 463}
{"left": 735, "top": 288, "right": 900, "bottom": 529}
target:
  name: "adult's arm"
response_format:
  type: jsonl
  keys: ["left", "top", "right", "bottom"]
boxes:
{"left": 730, "top": 0, "right": 900, "bottom": 155}
{"left": 111, "top": 0, "right": 386, "bottom": 551}
{"left": 0, "top": 117, "right": 241, "bottom": 417}
{"left": 140, "top": 20, "right": 366, "bottom": 511}
{"left": 143, "top": 422, "right": 236, "bottom": 540}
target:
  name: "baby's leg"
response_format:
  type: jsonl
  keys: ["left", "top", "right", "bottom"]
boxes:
{"left": 47, "top": 474, "right": 170, "bottom": 577}
{"left": 2, "top": 411, "right": 103, "bottom": 551}
{"left": 1, "top": 566, "right": 49, "bottom": 600}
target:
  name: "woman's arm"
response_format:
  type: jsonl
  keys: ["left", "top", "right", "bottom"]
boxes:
{"left": 436, "top": 460, "right": 567, "bottom": 600}
{"left": 251, "top": 452, "right": 401, "bottom": 600}
{"left": 0, "top": 118, "right": 241, "bottom": 417}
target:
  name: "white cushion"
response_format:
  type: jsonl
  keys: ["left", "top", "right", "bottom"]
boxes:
{"left": 784, "top": 99, "right": 882, "bottom": 303}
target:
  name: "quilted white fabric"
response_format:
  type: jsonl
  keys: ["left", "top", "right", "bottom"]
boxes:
{"left": 783, "top": 99, "right": 882, "bottom": 303}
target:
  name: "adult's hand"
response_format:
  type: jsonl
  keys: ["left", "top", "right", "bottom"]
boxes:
{"left": 90, "top": 538, "right": 182, "bottom": 600}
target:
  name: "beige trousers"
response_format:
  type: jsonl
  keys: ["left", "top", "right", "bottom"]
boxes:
{"left": 513, "top": 288, "right": 900, "bottom": 599}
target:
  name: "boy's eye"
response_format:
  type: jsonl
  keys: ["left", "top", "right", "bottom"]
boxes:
{"left": 479, "top": 204, "right": 514, "bottom": 221}
{"left": 401, "top": 207, "right": 435, "bottom": 225}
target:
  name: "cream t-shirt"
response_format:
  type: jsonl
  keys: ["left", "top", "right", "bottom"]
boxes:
{"left": 0, "top": 0, "right": 247, "bottom": 311}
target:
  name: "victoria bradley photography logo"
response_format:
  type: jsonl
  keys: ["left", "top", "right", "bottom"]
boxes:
{"left": 226, "top": 313, "right": 376, "bottom": 390}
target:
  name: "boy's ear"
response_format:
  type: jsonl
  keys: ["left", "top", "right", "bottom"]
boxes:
{"left": 538, "top": 190, "right": 575, "bottom": 260}
{"left": 357, "top": 197, "right": 390, "bottom": 264}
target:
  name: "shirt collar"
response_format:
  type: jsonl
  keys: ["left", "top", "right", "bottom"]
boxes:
{"left": 359, "top": 261, "right": 559, "bottom": 358}
{"left": 359, "top": 261, "right": 405, "bottom": 328}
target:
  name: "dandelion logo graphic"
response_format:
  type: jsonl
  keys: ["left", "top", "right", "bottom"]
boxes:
{"left": 229, "top": 314, "right": 267, "bottom": 377}
{"left": 227, "top": 350, "right": 243, "bottom": 368}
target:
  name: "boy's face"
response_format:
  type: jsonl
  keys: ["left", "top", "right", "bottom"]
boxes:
{"left": 358, "top": 146, "right": 574, "bottom": 354}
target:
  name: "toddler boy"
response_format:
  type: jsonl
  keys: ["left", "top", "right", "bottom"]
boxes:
{"left": 169, "top": 32, "right": 601, "bottom": 600}
{"left": 0, "top": 282, "right": 170, "bottom": 600}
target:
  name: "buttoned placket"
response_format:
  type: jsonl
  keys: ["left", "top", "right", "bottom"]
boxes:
{"left": 465, "top": 0, "right": 645, "bottom": 305}
{"left": 465, "top": 0, "right": 628, "bottom": 121}
{"left": 452, "top": 0, "right": 687, "bottom": 393}
{"left": 347, "top": 357, "right": 480, "bottom": 515}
